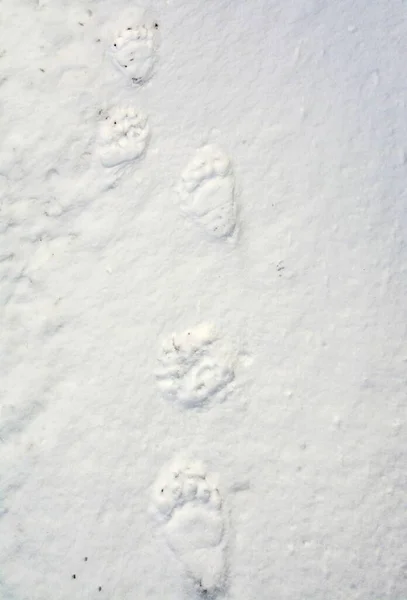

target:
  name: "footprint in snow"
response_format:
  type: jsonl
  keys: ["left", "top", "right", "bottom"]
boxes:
{"left": 177, "top": 144, "right": 237, "bottom": 240}
{"left": 109, "top": 23, "right": 158, "bottom": 85}
{"left": 151, "top": 458, "right": 229, "bottom": 596}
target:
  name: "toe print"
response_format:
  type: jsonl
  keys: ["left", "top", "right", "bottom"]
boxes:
{"left": 152, "top": 459, "right": 228, "bottom": 596}
{"left": 98, "top": 106, "right": 150, "bottom": 169}
{"left": 109, "top": 24, "right": 158, "bottom": 85}
{"left": 177, "top": 144, "right": 237, "bottom": 239}
{"left": 155, "top": 323, "right": 236, "bottom": 410}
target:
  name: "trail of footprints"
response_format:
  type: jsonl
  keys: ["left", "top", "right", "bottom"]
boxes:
{"left": 95, "top": 8, "right": 241, "bottom": 597}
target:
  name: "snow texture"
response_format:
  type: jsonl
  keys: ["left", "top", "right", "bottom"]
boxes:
{"left": 0, "top": 0, "right": 407, "bottom": 599}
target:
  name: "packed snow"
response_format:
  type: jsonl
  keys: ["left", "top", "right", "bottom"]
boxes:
{"left": 1, "top": 0, "right": 406, "bottom": 599}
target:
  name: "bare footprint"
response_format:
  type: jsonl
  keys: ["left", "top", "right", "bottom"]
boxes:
{"left": 98, "top": 106, "right": 149, "bottom": 169}
{"left": 152, "top": 459, "right": 228, "bottom": 596}
{"left": 177, "top": 144, "right": 236, "bottom": 239}
{"left": 109, "top": 23, "right": 158, "bottom": 85}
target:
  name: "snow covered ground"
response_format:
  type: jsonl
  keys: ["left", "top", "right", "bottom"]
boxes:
{"left": 1, "top": 0, "right": 406, "bottom": 598}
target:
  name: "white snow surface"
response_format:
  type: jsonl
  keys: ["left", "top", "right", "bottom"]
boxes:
{"left": 1, "top": 0, "right": 407, "bottom": 599}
